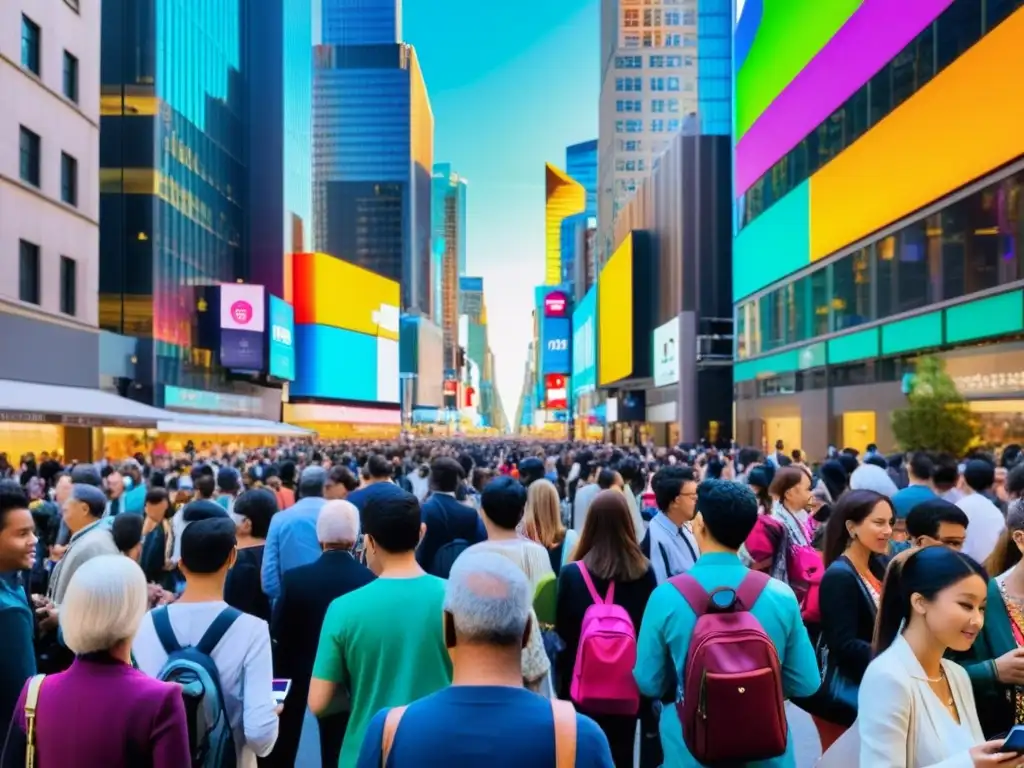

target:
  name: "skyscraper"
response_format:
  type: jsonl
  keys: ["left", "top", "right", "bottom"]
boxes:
{"left": 563, "top": 140, "right": 598, "bottom": 298}
{"left": 598, "top": 0, "right": 699, "bottom": 263}
{"left": 313, "top": 0, "right": 433, "bottom": 313}
{"left": 545, "top": 164, "right": 585, "bottom": 286}
{"left": 566, "top": 139, "right": 598, "bottom": 216}
{"left": 434, "top": 164, "right": 468, "bottom": 370}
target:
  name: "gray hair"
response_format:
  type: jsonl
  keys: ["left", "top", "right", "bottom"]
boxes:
{"left": 443, "top": 552, "right": 531, "bottom": 646}
{"left": 317, "top": 500, "right": 360, "bottom": 545}
{"left": 298, "top": 466, "right": 327, "bottom": 498}
{"left": 60, "top": 555, "right": 148, "bottom": 654}
{"left": 70, "top": 484, "right": 108, "bottom": 518}
{"left": 849, "top": 464, "right": 898, "bottom": 499}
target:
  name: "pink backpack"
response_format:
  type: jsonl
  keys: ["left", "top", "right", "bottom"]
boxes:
{"left": 672, "top": 571, "right": 788, "bottom": 764}
{"left": 569, "top": 562, "right": 641, "bottom": 716}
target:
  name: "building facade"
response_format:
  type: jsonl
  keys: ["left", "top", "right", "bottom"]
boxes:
{"left": 434, "top": 164, "right": 468, "bottom": 367}
{"left": 312, "top": 42, "right": 433, "bottom": 313}
{"left": 732, "top": 3, "right": 1024, "bottom": 457}
{"left": 563, "top": 139, "right": 598, "bottom": 299}
{"left": 545, "top": 163, "right": 586, "bottom": 286}
{"left": 597, "top": 0, "right": 699, "bottom": 264}
{"left": 2, "top": 0, "right": 101, "bottom": 389}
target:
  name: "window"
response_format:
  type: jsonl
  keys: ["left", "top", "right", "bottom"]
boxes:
{"left": 649, "top": 55, "right": 664, "bottom": 68}
{"left": 666, "top": 56, "right": 682, "bottom": 67}
{"left": 63, "top": 51, "right": 79, "bottom": 103}
{"left": 668, "top": 99, "right": 680, "bottom": 113}
{"left": 651, "top": 99, "right": 665, "bottom": 113}
{"left": 665, "top": 10, "right": 681, "bottom": 25}
{"left": 19, "top": 127, "right": 40, "bottom": 187}
{"left": 642, "top": 31, "right": 663, "bottom": 47}
{"left": 19, "top": 241, "right": 40, "bottom": 305}
{"left": 615, "top": 55, "right": 642, "bottom": 68}
{"left": 637, "top": 159, "right": 646, "bottom": 171}
{"left": 682, "top": 36, "right": 697, "bottom": 47}
{"left": 894, "top": 219, "right": 935, "bottom": 313}
{"left": 832, "top": 249, "right": 873, "bottom": 331}
{"left": 643, "top": 9, "right": 662, "bottom": 26}
{"left": 21, "top": 15, "right": 40, "bottom": 75}
{"left": 61, "top": 152, "right": 78, "bottom": 206}
{"left": 682, "top": 10, "right": 696, "bottom": 24}
{"left": 683, "top": 56, "right": 694, "bottom": 67}
{"left": 624, "top": 9, "right": 640, "bottom": 27}
{"left": 650, "top": 77, "right": 665, "bottom": 91}
{"left": 668, "top": 119, "right": 681, "bottom": 132}
{"left": 626, "top": 120, "right": 642, "bottom": 133}
{"left": 667, "top": 77, "right": 681, "bottom": 91}
{"left": 624, "top": 34, "right": 640, "bottom": 48}
{"left": 625, "top": 160, "right": 636, "bottom": 171}
{"left": 651, "top": 119, "right": 665, "bottom": 132}
{"left": 665, "top": 34, "right": 683, "bottom": 47}
{"left": 60, "top": 257, "right": 77, "bottom": 316}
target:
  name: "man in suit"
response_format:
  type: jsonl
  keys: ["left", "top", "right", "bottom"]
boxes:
{"left": 268, "top": 500, "right": 373, "bottom": 768}
{"left": 416, "top": 457, "right": 487, "bottom": 575}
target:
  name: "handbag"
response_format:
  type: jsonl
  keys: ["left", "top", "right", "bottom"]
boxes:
{"left": 24, "top": 674, "right": 46, "bottom": 768}
{"left": 814, "top": 642, "right": 859, "bottom": 727}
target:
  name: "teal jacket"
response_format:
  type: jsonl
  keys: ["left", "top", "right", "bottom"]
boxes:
{"left": 634, "top": 552, "right": 821, "bottom": 768}
{"left": 949, "top": 577, "right": 1016, "bottom": 737}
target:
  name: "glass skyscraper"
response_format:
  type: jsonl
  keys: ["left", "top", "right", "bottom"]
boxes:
{"left": 433, "top": 164, "right": 468, "bottom": 370}
{"left": 696, "top": 0, "right": 731, "bottom": 136}
{"left": 563, "top": 140, "right": 598, "bottom": 296}
{"left": 566, "top": 139, "right": 598, "bottom": 216}
{"left": 312, "top": 36, "right": 433, "bottom": 313}
{"left": 321, "top": 0, "right": 400, "bottom": 47}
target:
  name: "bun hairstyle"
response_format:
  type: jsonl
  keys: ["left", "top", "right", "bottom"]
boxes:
{"left": 872, "top": 546, "right": 988, "bottom": 655}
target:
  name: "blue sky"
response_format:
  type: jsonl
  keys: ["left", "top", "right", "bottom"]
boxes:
{"left": 404, "top": 0, "right": 600, "bottom": 425}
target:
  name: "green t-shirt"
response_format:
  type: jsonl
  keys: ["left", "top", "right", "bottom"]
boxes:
{"left": 313, "top": 574, "right": 453, "bottom": 768}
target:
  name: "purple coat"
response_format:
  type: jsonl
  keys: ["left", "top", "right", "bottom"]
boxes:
{"left": 14, "top": 655, "right": 189, "bottom": 768}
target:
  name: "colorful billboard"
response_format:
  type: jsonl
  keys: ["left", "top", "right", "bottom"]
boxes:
{"left": 598, "top": 235, "right": 633, "bottom": 386}
{"left": 219, "top": 284, "right": 265, "bottom": 371}
{"left": 544, "top": 373, "right": 568, "bottom": 410}
{"left": 268, "top": 296, "right": 295, "bottom": 381}
{"left": 572, "top": 285, "right": 597, "bottom": 396}
{"left": 290, "top": 325, "right": 399, "bottom": 404}
{"left": 292, "top": 252, "right": 400, "bottom": 341}
{"left": 543, "top": 290, "right": 569, "bottom": 318}
{"left": 541, "top": 316, "right": 571, "bottom": 374}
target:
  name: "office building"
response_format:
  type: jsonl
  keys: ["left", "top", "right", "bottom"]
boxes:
{"left": 321, "top": 0, "right": 400, "bottom": 46}
{"left": 567, "top": 139, "right": 598, "bottom": 216}
{"left": 545, "top": 163, "right": 586, "bottom": 286}
{"left": 732, "top": 4, "right": 1024, "bottom": 457}
{"left": 2, "top": 0, "right": 100, "bottom": 389}
{"left": 245, "top": 0, "right": 313, "bottom": 299}
{"left": 563, "top": 139, "right": 598, "bottom": 297}
{"left": 434, "top": 164, "right": 468, "bottom": 366}
{"left": 597, "top": 0, "right": 699, "bottom": 263}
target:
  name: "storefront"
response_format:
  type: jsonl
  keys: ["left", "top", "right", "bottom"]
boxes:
{"left": 942, "top": 342, "right": 1024, "bottom": 447}
{"left": 283, "top": 402, "right": 402, "bottom": 440}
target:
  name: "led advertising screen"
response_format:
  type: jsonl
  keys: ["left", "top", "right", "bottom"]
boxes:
{"left": 292, "top": 252, "right": 400, "bottom": 341}
{"left": 376, "top": 336, "right": 400, "bottom": 404}
{"left": 268, "top": 296, "right": 295, "bottom": 381}
{"left": 572, "top": 285, "right": 597, "bottom": 396}
{"left": 653, "top": 316, "right": 680, "bottom": 388}
{"left": 544, "top": 374, "right": 568, "bottom": 410}
{"left": 541, "top": 316, "right": 571, "bottom": 374}
{"left": 598, "top": 236, "right": 633, "bottom": 385}
{"left": 219, "top": 284, "right": 265, "bottom": 371}
{"left": 290, "top": 325, "right": 379, "bottom": 403}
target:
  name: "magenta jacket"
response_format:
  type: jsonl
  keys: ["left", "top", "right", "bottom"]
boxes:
{"left": 13, "top": 655, "right": 189, "bottom": 768}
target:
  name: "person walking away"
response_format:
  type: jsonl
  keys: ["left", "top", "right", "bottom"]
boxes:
{"left": 416, "top": 458, "right": 487, "bottom": 577}
{"left": 133, "top": 515, "right": 279, "bottom": 767}
{"left": 6, "top": 555, "right": 190, "bottom": 767}
{"left": 635, "top": 480, "right": 820, "bottom": 767}
{"left": 262, "top": 466, "right": 328, "bottom": 602}
{"left": 308, "top": 492, "right": 451, "bottom": 768}
{"left": 522, "top": 479, "right": 578, "bottom": 576}
{"left": 355, "top": 552, "right": 615, "bottom": 767}
{"left": 344, "top": 455, "right": 406, "bottom": 514}
{"left": 640, "top": 466, "right": 700, "bottom": 585}
{"left": 556, "top": 490, "right": 656, "bottom": 767}
{"left": 225, "top": 488, "right": 276, "bottom": 622}
{"left": 268, "top": 501, "right": 374, "bottom": 768}
{"left": 958, "top": 459, "right": 1006, "bottom": 566}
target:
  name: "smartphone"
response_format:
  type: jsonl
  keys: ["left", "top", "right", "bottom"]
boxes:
{"left": 1002, "top": 725, "right": 1024, "bottom": 753}
{"left": 272, "top": 679, "right": 292, "bottom": 706}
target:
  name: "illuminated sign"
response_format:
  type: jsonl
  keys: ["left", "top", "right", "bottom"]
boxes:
{"left": 572, "top": 285, "right": 597, "bottom": 396}
{"left": 544, "top": 291, "right": 569, "bottom": 317}
{"left": 219, "top": 284, "right": 265, "bottom": 371}
{"left": 598, "top": 235, "right": 634, "bottom": 385}
{"left": 653, "top": 317, "right": 680, "bottom": 387}
{"left": 545, "top": 374, "right": 568, "bottom": 410}
{"left": 292, "top": 252, "right": 400, "bottom": 340}
{"left": 541, "top": 316, "right": 571, "bottom": 374}
{"left": 268, "top": 296, "right": 295, "bottom": 381}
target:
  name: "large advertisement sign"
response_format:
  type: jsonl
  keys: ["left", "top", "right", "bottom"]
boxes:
{"left": 543, "top": 290, "right": 569, "bottom": 317}
{"left": 219, "top": 284, "right": 265, "bottom": 371}
{"left": 541, "top": 316, "right": 571, "bottom": 374}
{"left": 291, "top": 325, "right": 394, "bottom": 404}
{"left": 598, "top": 235, "right": 633, "bottom": 385}
{"left": 544, "top": 374, "right": 568, "bottom": 410}
{"left": 572, "top": 285, "right": 597, "bottom": 396}
{"left": 653, "top": 316, "right": 680, "bottom": 388}
{"left": 268, "top": 296, "right": 295, "bottom": 381}
{"left": 292, "top": 252, "right": 400, "bottom": 341}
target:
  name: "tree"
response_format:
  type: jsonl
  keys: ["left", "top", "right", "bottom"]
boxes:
{"left": 891, "top": 355, "right": 978, "bottom": 456}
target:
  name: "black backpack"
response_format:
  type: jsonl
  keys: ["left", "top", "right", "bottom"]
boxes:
{"left": 431, "top": 540, "right": 469, "bottom": 579}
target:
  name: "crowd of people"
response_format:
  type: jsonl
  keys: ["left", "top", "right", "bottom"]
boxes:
{"left": 2, "top": 437, "right": 1024, "bottom": 767}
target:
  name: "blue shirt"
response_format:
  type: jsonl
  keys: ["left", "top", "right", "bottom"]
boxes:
{"left": 122, "top": 483, "right": 147, "bottom": 515}
{"left": 891, "top": 484, "right": 937, "bottom": 520}
{"left": 634, "top": 552, "right": 820, "bottom": 768}
{"left": 0, "top": 573, "right": 35, "bottom": 737}
{"left": 355, "top": 686, "right": 614, "bottom": 768}
{"left": 261, "top": 496, "right": 326, "bottom": 600}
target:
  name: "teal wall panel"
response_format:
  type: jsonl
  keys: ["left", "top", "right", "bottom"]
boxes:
{"left": 733, "top": 180, "right": 811, "bottom": 302}
{"left": 944, "top": 290, "right": 1023, "bottom": 344}
{"left": 734, "top": 348, "right": 800, "bottom": 382}
{"left": 880, "top": 311, "right": 943, "bottom": 356}
{"left": 827, "top": 328, "right": 879, "bottom": 365}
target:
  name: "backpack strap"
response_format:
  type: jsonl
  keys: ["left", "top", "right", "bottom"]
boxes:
{"left": 669, "top": 573, "right": 710, "bottom": 617}
{"left": 196, "top": 607, "right": 242, "bottom": 656}
{"left": 576, "top": 561, "right": 614, "bottom": 605}
{"left": 151, "top": 605, "right": 182, "bottom": 654}
{"left": 734, "top": 570, "right": 771, "bottom": 611}
{"left": 551, "top": 699, "right": 577, "bottom": 768}
{"left": 380, "top": 705, "right": 408, "bottom": 765}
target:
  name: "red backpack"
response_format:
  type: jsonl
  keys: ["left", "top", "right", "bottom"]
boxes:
{"left": 671, "top": 571, "right": 788, "bottom": 765}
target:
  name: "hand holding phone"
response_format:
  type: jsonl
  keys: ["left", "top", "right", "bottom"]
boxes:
{"left": 272, "top": 679, "right": 292, "bottom": 706}
{"left": 1001, "top": 726, "right": 1024, "bottom": 754}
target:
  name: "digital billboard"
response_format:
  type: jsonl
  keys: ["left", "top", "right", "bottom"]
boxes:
{"left": 292, "top": 252, "right": 400, "bottom": 341}
{"left": 598, "top": 235, "right": 633, "bottom": 386}
{"left": 291, "top": 325, "right": 398, "bottom": 404}
{"left": 653, "top": 316, "right": 680, "bottom": 388}
{"left": 268, "top": 296, "right": 295, "bottom": 381}
{"left": 572, "top": 285, "right": 597, "bottom": 396}
{"left": 544, "top": 374, "right": 568, "bottom": 410}
{"left": 541, "top": 316, "right": 570, "bottom": 375}
{"left": 219, "top": 284, "right": 265, "bottom": 371}
{"left": 543, "top": 290, "right": 569, "bottom": 317}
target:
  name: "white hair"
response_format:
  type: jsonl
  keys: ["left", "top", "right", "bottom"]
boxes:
{"left": 849, "top": 464, "right": 899, "bottom": 499}
{"left": 60, "top": 555, "right": 148, "bottom": 654}
{"left": 444, "top": 552, "right": 531, "bottom": 645}
{"left": 317, "top": 500, "right": 360, "bottom": 545}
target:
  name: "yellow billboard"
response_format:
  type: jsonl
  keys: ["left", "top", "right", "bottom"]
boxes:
{"left": 545, "top": 164, "right": 586, "bottom": 286}
{"left": 598, "top": 235, "right": 633, "bottom": 386}
{"left": 292, "top": 252, "right": 400, "bottom": 341}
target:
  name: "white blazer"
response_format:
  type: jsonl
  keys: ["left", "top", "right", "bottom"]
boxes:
{"left": 856, "top": 634, "right": 983, "bottom": 767}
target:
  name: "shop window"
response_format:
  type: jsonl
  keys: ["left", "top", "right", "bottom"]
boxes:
{"left": 798, "top": 368, "right": 828, "bottom": 392}
{"left": 810, "top": 269, "right": 830, "bottom": 338}
{"left": 832, "top": 248, "right": 873, "bottom": 331}
{"left": 895, "top": 218, "right": 934, "bottom": 313}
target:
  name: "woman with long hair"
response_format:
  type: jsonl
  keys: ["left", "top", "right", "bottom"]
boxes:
{"left": 522, "top": 479, "right": 578, "bottom": 575}
{"left": 954, "top": 500, "right": 1024, "bottom": 738}
{"left": 555, "top": 490, "right": 656, "bottom": 768}
{"left": 854, "top": 547, "right": 1016, "bottom": 767}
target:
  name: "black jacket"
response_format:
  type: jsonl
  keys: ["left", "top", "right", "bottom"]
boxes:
{"left": 819, "top": 554, "right": 888, "bottom": 684}
{"left": 416, "top": 494, "right": 487, "bottom": 572}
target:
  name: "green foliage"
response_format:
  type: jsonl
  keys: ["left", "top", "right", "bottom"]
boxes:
{"left": 891, "top": 356, "right": 978, "bottom": 456}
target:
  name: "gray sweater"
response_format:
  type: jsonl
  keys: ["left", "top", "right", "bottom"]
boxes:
{"left": 48, "top": 520, "right": 119, "bottom": 606}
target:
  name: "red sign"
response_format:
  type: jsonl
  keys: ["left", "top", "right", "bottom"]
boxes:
{"left": 543, "top": 291, "right": 568, "bottom": 317}
{"left": 443, "top": 380, "right": 458, "bottom": 396}
{"left": 464, "top": 386, "right": 476, "bottom": 408}
{"left": 544, "top": 374, "right": 568, "bottom": 410}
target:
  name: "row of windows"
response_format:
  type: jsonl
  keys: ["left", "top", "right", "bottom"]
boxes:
{"left": 735, "top": 358, "right": 917, "bottom": 401}
{"left": 615, "top": 99, "right": 642, "bottom": 113}
{"left": 736, "top": 167, "right": 1024, "bottom": 358}
{"left": 614, "top": 98, "right": 688, "bottom": 113}
{"left": 18, "top": 241, "right": 77, "bottom": 316}
{"left": 19, "top": 127, "right": 79, "bottom": 207}
{"left": 615, "top": 158, "right": 648, "bottom": 172}
{"left": 622, "top": 8, "right": 696, "bottom": 26}
{"left": 740, "top": 0, "right": 1021, "bottom": 230}
{"left": 617, "top": 139, "right": 643, "bottom": 152}
{"left": 21, "top": 14, "right": 80, "bottom": 103}
{"left": 613, "top": 53, "right": 697, "bottom": 69}
{"left": 614, "top": 119, "right": 686, "bottom": 134}
{"left": 622, "top": 32, "right": 689, "bottom": 48}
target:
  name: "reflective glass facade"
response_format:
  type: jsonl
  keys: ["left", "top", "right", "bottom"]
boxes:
{"left": 322, "top": 0, "right": 399, "bottom": 47}
{"left": 100, "top": 0, "right": 245, "bottom": 399}
{"left": 696, "top": 0, "right": 730, "bottom": 135}
{"left": 566, "top": 139, "right": 598, "bottom": 216}
{"left": 432, "top": 164, "right": 468, "bottom": 370}
{"left": 312, "top": 43, "right": 433, "bottom": 313}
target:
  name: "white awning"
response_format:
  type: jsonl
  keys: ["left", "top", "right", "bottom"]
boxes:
{"left": 0, "top": 379, "right": 173, "bottom": 427}
{"left": 157, "top": 413, "right": 312, "bottom": 436}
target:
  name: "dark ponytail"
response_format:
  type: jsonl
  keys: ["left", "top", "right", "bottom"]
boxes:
{"left": 872, "top": 546, "right": 988, "bottom": 656}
